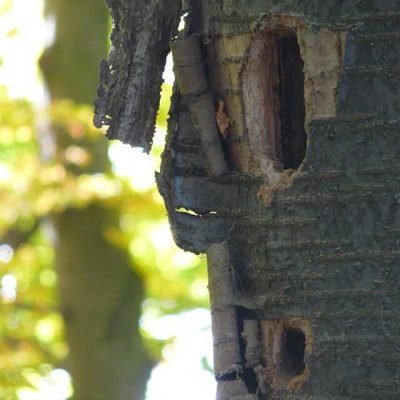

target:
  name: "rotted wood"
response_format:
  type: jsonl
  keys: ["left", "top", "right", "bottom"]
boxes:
{"left": 93, "top": 0, "right": 181, "bottom": 152}
{"left": 242, "top": 33, "right": 281, "bottom": 164}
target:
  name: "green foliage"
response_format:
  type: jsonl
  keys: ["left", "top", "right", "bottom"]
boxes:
{"left": 0, "top": 91, "right": 63, "bottom": 396}
{"left": 156, "top": 83, "right": 173, "bottom": 130}
{"left": 0, "top": 87, "right": 208, "bottom": 397}
{"left": 0, "top": 2, "right": 209, "bottom": 398}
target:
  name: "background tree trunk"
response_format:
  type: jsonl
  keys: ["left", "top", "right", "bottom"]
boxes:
{"left": 41, "top": 0, "right": 151, "bottom": 398}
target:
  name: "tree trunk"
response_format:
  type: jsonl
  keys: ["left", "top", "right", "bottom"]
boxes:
{"left": 41, "top": 0, "right": 151, "bottom": 398}
{"left": 95, "top": 0, "right": 400, "bottom": 398}
{"left": 161, "top": 2, "right": 400, "bottom": 399}
{"left": 53, "top": 206, "right": 150, "bottom": 400}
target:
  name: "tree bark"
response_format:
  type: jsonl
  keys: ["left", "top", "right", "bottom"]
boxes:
{"left": 159, "top": 1, "right": 400, "bottom": 399}
{"left": 41, "top": 0, "right": 151, "bottom": 398}
{"left": 95, "top": 0, "right": 400, "bottom": 398}
{"left": 93, "top": 0, "right": 181, "bottom": 151}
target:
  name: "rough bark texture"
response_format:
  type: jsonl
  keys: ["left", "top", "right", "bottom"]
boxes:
{"left": 94, "top": 0, "right": 400, "bottom": 398}
{"left": 42, "top": 0, "right": 151, "bottom": 398}
{"left": 157, "top": 1, "right": 400, "bottom": 399}
{"left": 93, "top": 0, "right": 181, "bottom": 151}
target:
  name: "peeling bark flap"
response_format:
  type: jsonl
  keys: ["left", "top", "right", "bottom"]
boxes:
{"left": 93, "top": 0, "right": 180, "bottom": 152}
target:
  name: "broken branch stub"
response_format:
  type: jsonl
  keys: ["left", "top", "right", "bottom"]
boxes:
{"left": 93, "top": 0, "right": 181, "bottom": 152}
{"left": 171, "top": 36, "right": 228, "bottom": 176}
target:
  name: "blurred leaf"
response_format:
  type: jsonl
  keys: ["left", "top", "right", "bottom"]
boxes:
{"left": 156, "top": 83, "right": 173, "bottom": 129}
{"left": 6, "top": 27, "right": 18, "bottom": 37}
{"left": 0, "top": 0, "right": 13, "bottom": 15}
{"left": 201, "top": 355, "right": 214, "bottom": 374}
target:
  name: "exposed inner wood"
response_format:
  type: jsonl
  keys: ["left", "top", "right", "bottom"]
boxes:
{"left": 260, "top": 318, "right": 314, "bottom": 391}
{"left": 242, "top": 31, "right": 306, "bottom": 177}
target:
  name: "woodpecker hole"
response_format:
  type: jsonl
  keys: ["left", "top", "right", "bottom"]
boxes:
{"left": 243, "top": 29, "right": 307, "bottom": 174}
{"left": 280, "top": 326, "right": 306, "bottom": 378}
{"left": 276, "top": 34, "right": 307, "bottom": 170}
{"left": 260, "top": 318, "right": 313, "bottom": 391}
